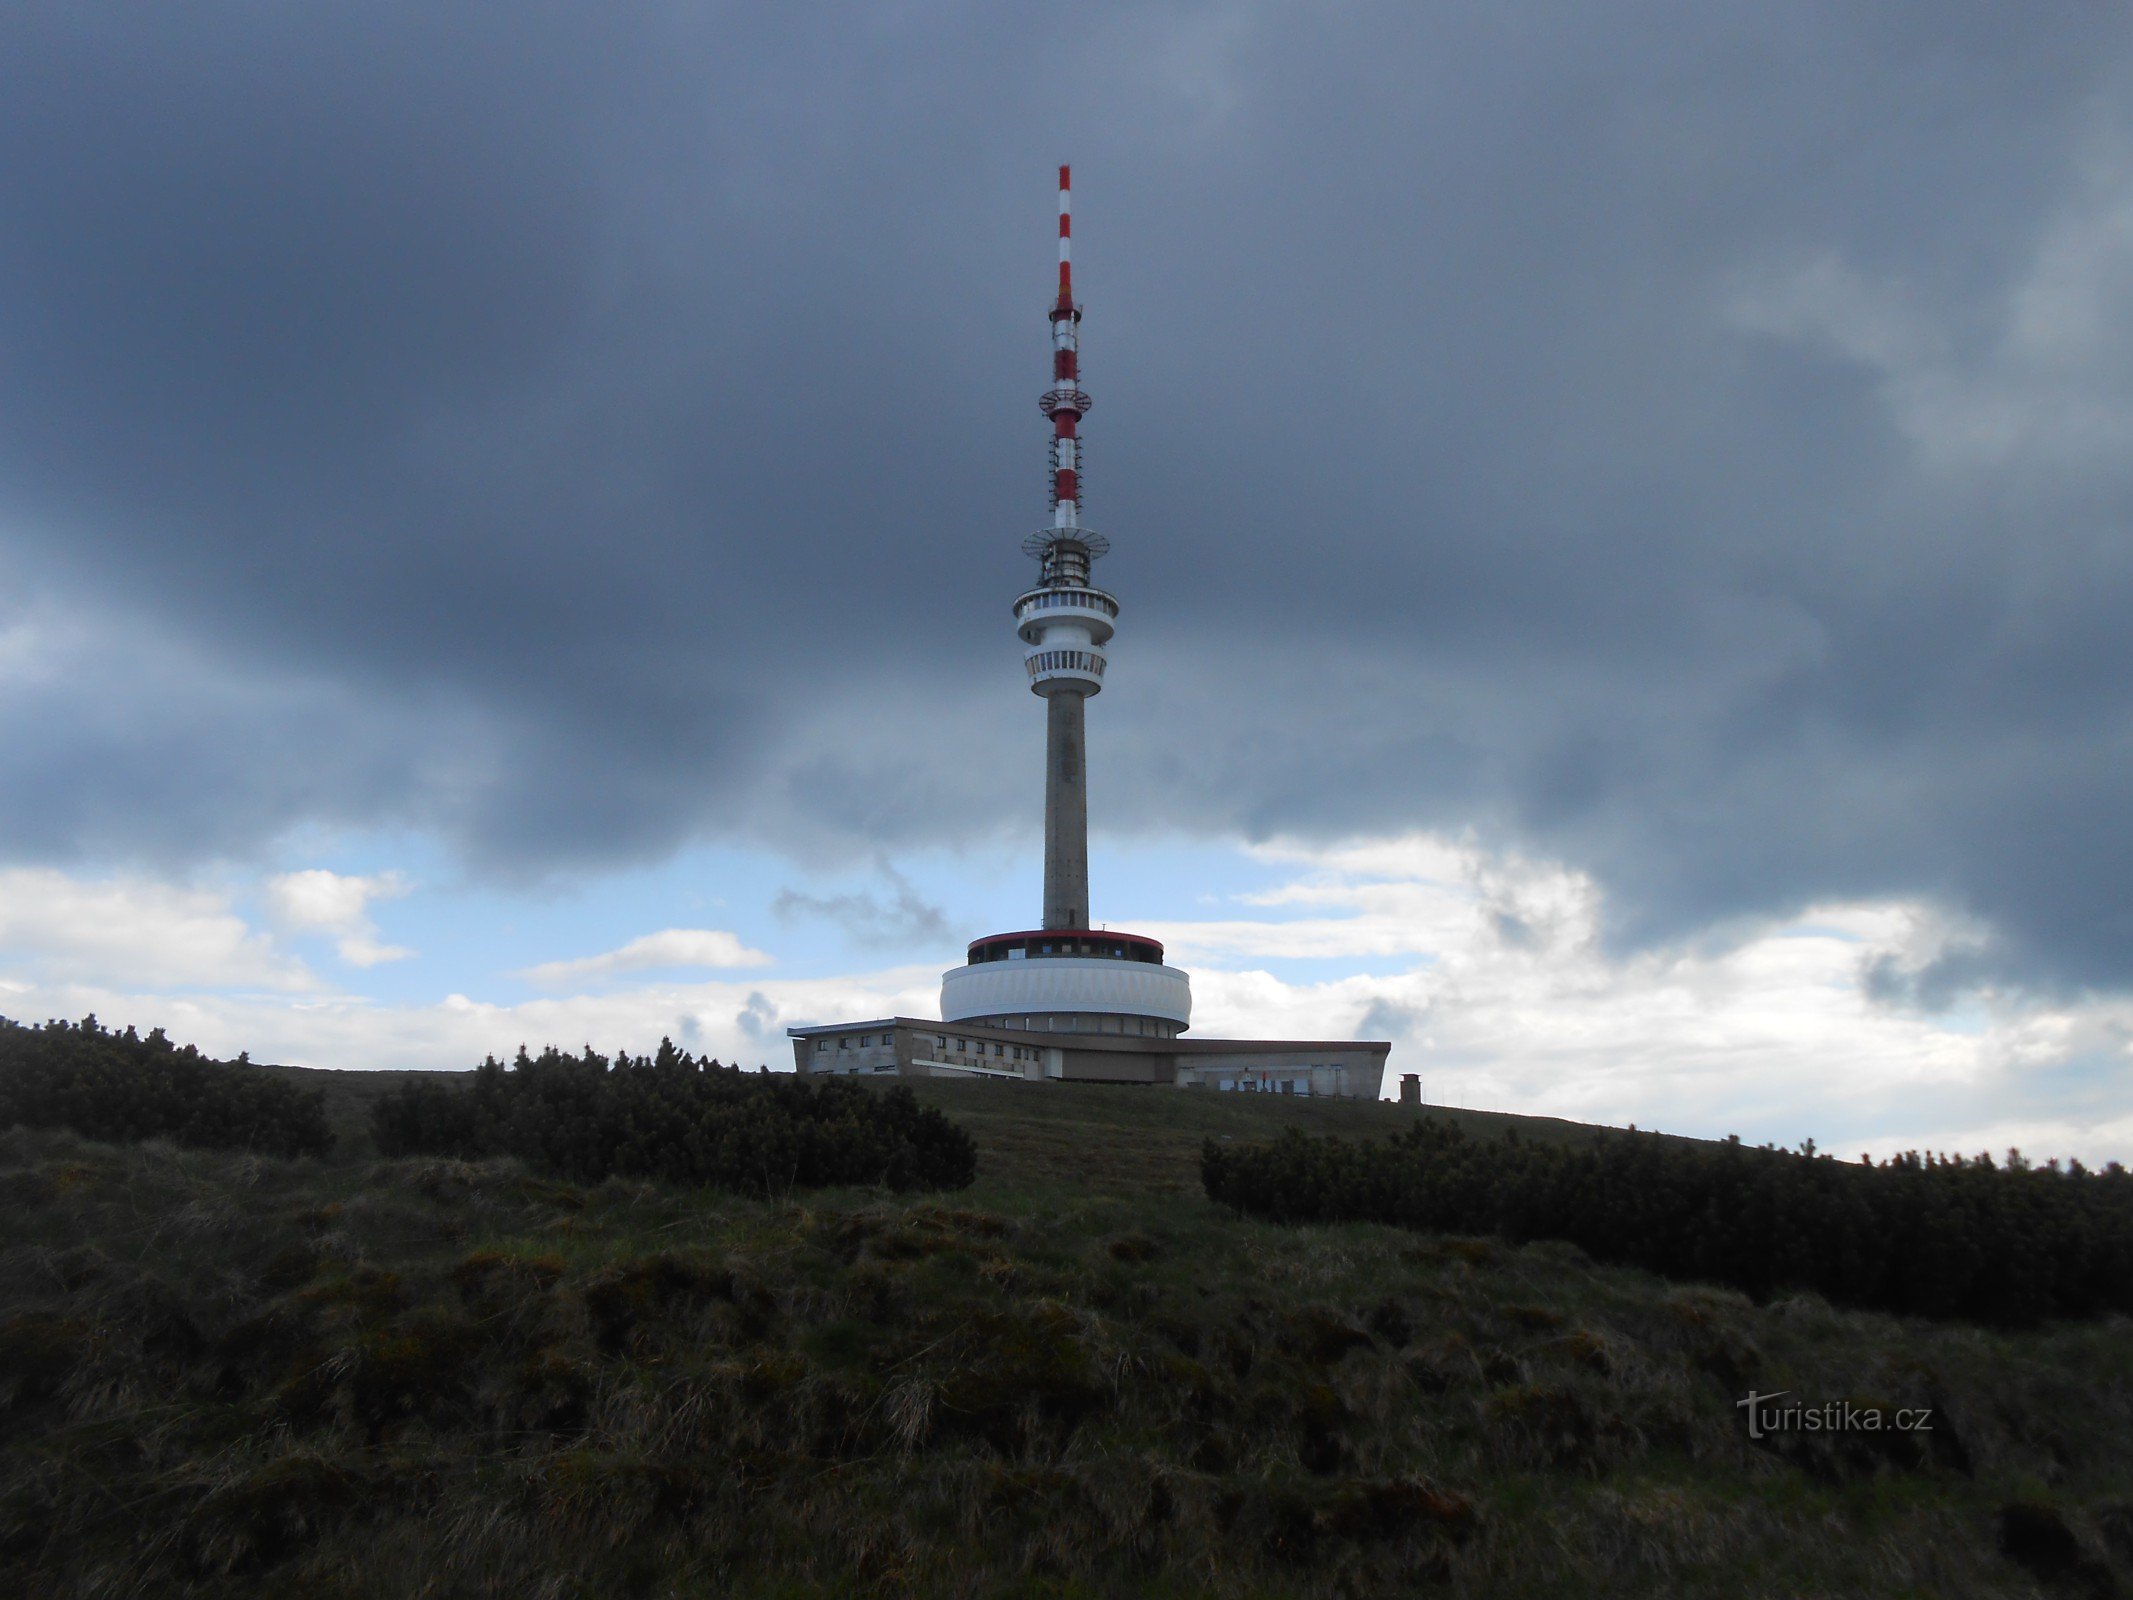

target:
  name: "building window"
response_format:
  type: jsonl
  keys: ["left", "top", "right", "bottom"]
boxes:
{"left": 859, "top": 1036, "right": 871, "bottom": 1047}
{"left": 816, "top": 1040, "right": 828, "bottom": 1052}
{"left": 839, "top": 1037, "right": 851, "bottom": 1049}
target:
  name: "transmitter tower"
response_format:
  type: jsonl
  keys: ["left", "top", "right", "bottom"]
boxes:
{"left": 938, "top": 166, "right": 1193, "bottom": 1037}
{"left": 1023, "top": 165, "right": 1111, "bottom": 928}
{"left": 786, "top": 170, "right": 1390, "bottom": 1099}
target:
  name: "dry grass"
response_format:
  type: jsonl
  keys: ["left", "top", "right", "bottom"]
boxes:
{"left": 1, "top": 1089, "right": 2129, "bottom": 1597}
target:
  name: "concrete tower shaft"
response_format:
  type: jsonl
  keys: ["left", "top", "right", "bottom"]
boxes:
{"left": 1043, "top": 691, "right": 1089, "bottom": 929}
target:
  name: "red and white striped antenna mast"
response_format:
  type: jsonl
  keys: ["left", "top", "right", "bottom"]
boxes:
{"left": 1025, "top": 164, "right": 1107, "bottom": 573}
{"left": 1050, "top": 164, "right": 1083, "bottom": 534}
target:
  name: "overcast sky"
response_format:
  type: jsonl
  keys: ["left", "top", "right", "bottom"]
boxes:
{"left": 3, "top": 3, "right": 2131, "bottom": 1159}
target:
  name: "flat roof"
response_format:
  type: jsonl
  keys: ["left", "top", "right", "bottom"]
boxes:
{"left": 967, "top": 927, "right": 1165, "bottom": 955}
{"left": 967, "top": 928, "right": 1162, "bottom": 946}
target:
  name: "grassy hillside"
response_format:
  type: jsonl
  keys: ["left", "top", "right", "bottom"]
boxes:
{"left": 4, "top": 1074, "right": 2129, "bottom": 1597}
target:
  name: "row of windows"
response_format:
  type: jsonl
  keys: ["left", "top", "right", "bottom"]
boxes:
{"left": 1017, "top": 589, "right": 1118, "bottom": 619}
{"left": 970, "top": 936, "right": 1161, "bottom": 964}
{"left": 1218, "top": 1077, "right": 1315, "bottom": 1095}
{"left": 931, "top": 1036, "right": 1037, "bottom": 1062}
{"left": 811, "top": 1031, "right": 1037, "bottom": 1063}
{"left": 1025, "top": 649, "right": 1105, "bottom": 677}
{"left": 969, "top": 1013, "right": 1175, "bottom": 1036}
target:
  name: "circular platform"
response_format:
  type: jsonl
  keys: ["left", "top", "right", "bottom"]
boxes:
{"left": 940, "top": 929, "right": 1191, "bottom": 1034}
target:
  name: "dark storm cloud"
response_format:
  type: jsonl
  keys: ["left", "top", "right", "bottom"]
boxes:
{"left": 4, "top": 3, "right": 2133, "bottom": 991}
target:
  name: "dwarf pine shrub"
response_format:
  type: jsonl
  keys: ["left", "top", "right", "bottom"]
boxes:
{"left": 1202, "top": 1119, "right": 2133, "bottom": 1325}
{"left": 371, "top": 1041, "right": 976, "bottom": 1194}
{"left": 0, "top": 1016, "right": 332, "bottom": 1158}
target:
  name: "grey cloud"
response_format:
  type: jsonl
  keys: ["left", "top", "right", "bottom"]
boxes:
{"left": 736, "top": 991, "right": 778, "bottom": 1042}
{"left": 1489, "top": 913, "right": 1537, "bottom": 952}
{"left": 1861, "top": 950, "right": 1999, "bottom": 1014}
{"left": 773, "top": 871, "right": 950, "bottom": 951}
{"left": 1357, "top": 999, "right": 1426, "bottom": 1043}
{"left": 2, "top": 4, "right": 2132, "bottom": 991}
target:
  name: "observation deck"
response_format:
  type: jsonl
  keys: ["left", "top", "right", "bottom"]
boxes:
{"left": 940, "top": 927, "right": 1192, "bottom": 1035}
{"left": 1014, "top": 562, "right": 1115, "bottom": 696}
{"left": 1014, "top": 586, "right": 1117, "bottom": 646}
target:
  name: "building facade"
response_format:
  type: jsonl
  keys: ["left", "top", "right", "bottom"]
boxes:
{"left": 789, "top": 1016, "right": 1389, "bottom": 1099}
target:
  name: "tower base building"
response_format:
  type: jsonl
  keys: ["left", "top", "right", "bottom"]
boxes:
{"left": 790, "top": 929, "right": 1388, "bottom": 1098}
{"left": 786, "top": 168, "right": 1392, "bottom": 1100}
{"left": 788, "top": 1015, "right": 1389, "bottom": 1098}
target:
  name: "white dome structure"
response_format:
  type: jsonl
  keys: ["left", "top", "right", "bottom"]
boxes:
{"left": 941, "top": 931, "right": 1190, "bottom": 1035}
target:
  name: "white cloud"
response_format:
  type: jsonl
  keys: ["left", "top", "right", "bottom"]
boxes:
{"left": 0, "top": 868, "right": 314, "bottom": 992}
{"left": 519, "top": 928, "right": 774, "bottom": 987}
{"left": 263, "top": 869, "right": 415, "bottom": 967}
{"left": 1139, "top": 833, "right": 1539, "bottom": 963}
{"left": 0, "top": 964, "right": 939, "bottom": 1076}
{"left": 1169, "top": 834, "right": 2133, "bottom": 1166}
{"left": 8, "top": 837, "right": 2127, "bottom": 1171}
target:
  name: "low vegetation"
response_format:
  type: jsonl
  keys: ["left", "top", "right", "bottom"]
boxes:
{"left": 370, "top": 1042, "right": 978, "bottom": 1194}
{"left": 0, "top": 1018, "right": 977, "bottom": 1200}
{"left": 0, "top": 1036, "right": 2128, "bottom": 1596}
{"left": 1203, "top": 1118, "right": 2133, "bottom": 1326}
{"left": 0, "top": 1016, "right": 331, "bottom": 1159}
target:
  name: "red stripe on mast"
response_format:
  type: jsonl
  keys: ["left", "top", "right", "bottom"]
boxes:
{"left": 1056, "top": 164, "right": 1073, "bottom": 308}
{"left": 1045, "top": 166, "right": 1085, "bottom": 520}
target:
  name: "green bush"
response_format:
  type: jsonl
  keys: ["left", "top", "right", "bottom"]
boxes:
{"left": 0, "top": 1016, "right": 332, "bottom": 1159}
{"left": 372, "top": 1041, "right": 976, "bottom": 1194}
{"left": 1202, "top": 1119, "right": 2133, "bottom": 1326}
